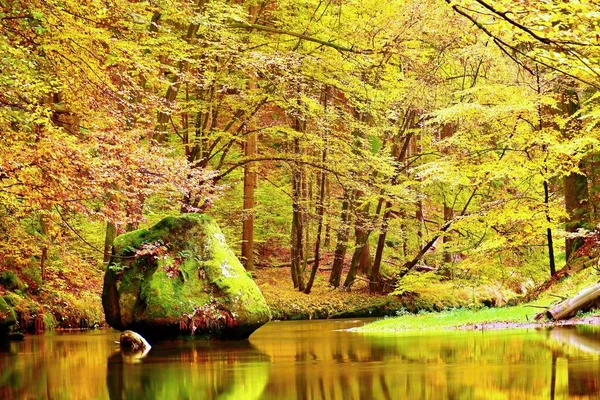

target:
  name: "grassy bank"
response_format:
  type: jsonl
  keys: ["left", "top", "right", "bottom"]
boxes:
{"left": 355, "top": 266, "right": 600, "bottom": 333}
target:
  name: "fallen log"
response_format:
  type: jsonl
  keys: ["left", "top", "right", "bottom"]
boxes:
{"left": 545, "top": 282, "right": 600, "bottom": 321}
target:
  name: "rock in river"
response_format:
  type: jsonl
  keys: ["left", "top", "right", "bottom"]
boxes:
{"left": 102, "top": 214, "right": 271, "bottom": 339}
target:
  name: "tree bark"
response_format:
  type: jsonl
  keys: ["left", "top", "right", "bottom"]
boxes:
{"left": 562, "top": 90, "right": 589, "bottom": 261}
{"left": 291, "top": 117, "right": 306, "bottom": 291}
{"left": 370, "top": 110, "right": 416, "bottom": 292}
{"left": 103, "top": 222, "right": 117, "bottom": 264}
{"left": 329, "top": 194, "right": 351, "bottom": 288}
{"left": 441, "top": 123, "right": 456, "bottom": 266}
{"left": 545, "top": 283, "right": 600, "bottom": 320}
{"left": 305, "top": 87, "right": 329, "bottom": 294}
{"left": 343, "top": 227, "right": 370, "bottom": 289}
{"left": 241, "top": 123, "right": 256, "bottom": 271}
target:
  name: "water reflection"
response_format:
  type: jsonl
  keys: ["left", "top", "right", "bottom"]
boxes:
{"left": 107, "top": 340, "right": 270, "bottom": 400}
{"left": 1, "top": 321, "right": 600, "bottom": 399}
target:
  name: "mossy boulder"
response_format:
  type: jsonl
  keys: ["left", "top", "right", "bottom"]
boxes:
{"left": 102, "top": 214, "right": 271, "bottom": 339}
{"left": 0, "top": 296, "right": 17, "bottom": 336}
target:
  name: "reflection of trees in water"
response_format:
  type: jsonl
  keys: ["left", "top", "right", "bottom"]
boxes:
{"left": 0, "top": 332, "right": 117, "bottom": 399}
{"left": 2, "top": 323, "right": 600, "bottom": 399}
{"left": 546, "top": 326, "right": 600, "bottom": 398}
{"left": 107, "top": 340, "right": 270, "bottom": 400}
{"left": 252, "top": 323, "right": 600, "bottom": 400}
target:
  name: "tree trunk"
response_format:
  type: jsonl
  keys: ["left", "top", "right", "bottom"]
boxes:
{"left": 329, "top": 194, "right": 351, "bottom": 288}
{"left": 324, "top": 177, "right": 332, "bottom": 248}
{"left": 241, "top": 124, "right": 256, "bottom": 271}
{"left": 545, "top": 180, "right": 556, "bottom": 276}
{"left": 305, "top": 87, "right": 329, "bottom": 294}
{"left": 343, "top": 228, "right": 370, "bottom": 289}
{"left": 305, "top": 166, "right": 326, "bottom": 294}
{"left": 562, "top": 90, "right": 589, "bottom": 261}
{"left": 370, "top": 208, "right": 390, "bottom": 293}
{"left": 103, "top": 222, "right": 117, "bottom": 264}
{"left": 545, "top": 283, "right": 600, "bottom": 320}
{"left": 441, "top": 123, "right": 456, "bottom": 266}
{"left": 537, "top": 72, "right": 556, "bottom": 277}
{"left": 291, "top": 122, "right": 306, "bottom": 291}
{"left": 241, "top": 4, "right": 260, "bottom": 271}
{"left": 370, "top": 111, "right": 417, "bottom": 292}
{"left": 344, "top": 198, "right": 372, "bottom": 288}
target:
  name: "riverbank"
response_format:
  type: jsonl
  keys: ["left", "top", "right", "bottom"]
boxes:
{"left": 353, "top": 306, "right": 600, "bottom": 333}
{"left": 253, "top": 266, "right": 528, "bottom": 320}
{"left": 354, "top": 266, "right": 600, "bottom": 333}
{"left": 0, "top": 266, "right": 105, "bottom": 333}
{"left": 2, "top": 253, "right": 598, "bottom": 334}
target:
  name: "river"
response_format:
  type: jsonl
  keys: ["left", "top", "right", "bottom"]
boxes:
{"left": 1, "top": 319, "right": 599, "bottom": 399}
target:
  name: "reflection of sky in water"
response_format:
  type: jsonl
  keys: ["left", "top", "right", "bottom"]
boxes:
{"left": 1, "top": 321, "right": 600, "bottom": 399}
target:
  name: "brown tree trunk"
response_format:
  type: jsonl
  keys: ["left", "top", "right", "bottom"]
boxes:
{"left": 324, "top": 177, "right": 332, "bottom": 248}
{"left": 537, "top": 71, "right": 556, "bottom": 277}
{"left": 103, "top": 222, "right": 117, "bottom": 264}
{"left": 291, "top": 117, "right": 306, "bottom": 291}
{"left": 305, "top": 87, "right": 329, "bottom": 294}
{"left": 343, "top": 227, "right": 370, "bottom": 289}
{"left": 545, "top": 283, "right": 600, "bottom": 320}
{"left": 562, "top": 90, "right": 589, "bottom": 261}
{"left": 441, "top": 123, "right": 455, "bottom": 266}
{"left": 240, "top": 4, "right": 260, "bottom": 271}
{"left": 370, "top": 110, "right": 416, "bottom": 292}
{"left": 305, "top": 163, "right": 326, "bottom": 294}
{"left": 241, "top": 124, "right": 257, "bottom": 271}
{"left": 344, "top": 197, "right": 372, "bottom": 288}
{"left": 329, "top": 194, "right": 351, "bottom": 288}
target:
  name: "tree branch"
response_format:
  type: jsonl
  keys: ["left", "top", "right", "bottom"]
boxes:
{"left": 228, "top": 22, "right": 374, "bottom": 54}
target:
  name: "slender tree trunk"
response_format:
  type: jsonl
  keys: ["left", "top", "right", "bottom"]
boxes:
{"left": 441, "top": 123, "right": 456, "bottom": 266}
{"left": 291, "top": 118, "right": 306, "bottom": 291}
{"left": 240, "top": 4, "right": 260, "bottom": 271}
{"left": 562, "top": 90, "right": 589, "bottom": 261}
{"left": 241, "top": 124, "right": 256, "bottom": 271}
{"left": 329, "top": 194, "right": 351, "bottom": 288}
{"left": 305, "top": 87, "right": 329, "bottom": 294}
{"left": 544, "top": 179, "right": 556, "bottom": 276}
{"left": 343, "top": 226, "right": 370, "bottom": 289}
{"left": 565, "top": 171, "right": 589, "bottom": 260}
{"left": 537, "top": 70, "right": 556, "bottom": 277}
{"left": 40, "top": 247, "right": 47, "bottom": 284}
{"left": 103, "top": 222, "right": 117, "bottom": 264}
{"left": 305, "top": 158, "right": 326, "bottom": 294}
{"left": 324, "top": 177, "right": 332, "bottom": 248}
{"left": 370, "top": 208, "right": 390, "bottom": 292}
{"left": 370, "top": 110, "right": 416, "bottom": 292}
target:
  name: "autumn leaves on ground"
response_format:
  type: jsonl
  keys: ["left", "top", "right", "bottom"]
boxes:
{"left": 1, "top": 0, "right": 600, "bottom": 334}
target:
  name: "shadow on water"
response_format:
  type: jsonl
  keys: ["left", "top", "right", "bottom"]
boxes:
{"left": 2, "top": 322, "right": 600, "bottom": 399}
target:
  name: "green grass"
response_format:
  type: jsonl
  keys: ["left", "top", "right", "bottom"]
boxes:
{"left": 357, "top": 306, "right": 533, "bottom": 333}
{"left": 357, "top": 266, "right": 600, "bottom": 333}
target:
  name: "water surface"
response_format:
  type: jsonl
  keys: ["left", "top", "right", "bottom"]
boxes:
{"left": 1, "top": 319, "right": 600, "bottom": 399}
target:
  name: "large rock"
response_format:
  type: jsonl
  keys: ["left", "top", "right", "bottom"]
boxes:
{"left": 102, "top": 214, "right": 271, "bottom": 339}
{"left": 0, "top": 296, "right": 16, "bottom": 336}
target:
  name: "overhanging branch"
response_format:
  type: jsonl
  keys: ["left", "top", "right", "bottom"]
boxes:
{"left": 228, "top": 22, "right": 375, "bottom": 54}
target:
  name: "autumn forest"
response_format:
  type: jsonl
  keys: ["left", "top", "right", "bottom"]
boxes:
{"left": 1, "top": 0, "right": 600, "bottom": 329}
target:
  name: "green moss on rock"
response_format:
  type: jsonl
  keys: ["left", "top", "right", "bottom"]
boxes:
{"left": 102, "top": 214, "right": 271, "bottom": 339}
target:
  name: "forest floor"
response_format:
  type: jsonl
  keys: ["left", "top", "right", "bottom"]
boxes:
{"left": 254, "top": 267, "right": 404, "bottom": 320}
